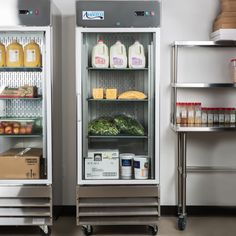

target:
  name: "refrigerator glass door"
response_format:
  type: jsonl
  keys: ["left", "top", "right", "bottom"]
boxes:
{"left": 77, "top": 29, "right": 160, "bottom": 185}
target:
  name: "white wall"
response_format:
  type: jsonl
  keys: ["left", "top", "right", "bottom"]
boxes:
{"left": 55, "top": 0, "right": 236, "bottom": 206}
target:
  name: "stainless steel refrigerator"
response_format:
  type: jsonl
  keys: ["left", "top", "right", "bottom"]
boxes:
{"left": 0, "top": 0, "right": 61, "bottom": 235}
{"left": 76, "top": 0, "right": 161, "bottom": 235}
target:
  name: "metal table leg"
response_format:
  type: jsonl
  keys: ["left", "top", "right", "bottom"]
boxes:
{"left": 177, "top": 132, "right": 187, "bottom": 230}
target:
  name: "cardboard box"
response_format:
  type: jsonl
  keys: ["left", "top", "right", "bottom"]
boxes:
{"left": 0, "top": 148, "right": 42, "bottom": 179}
{"left": 85, "top": 149, "right": 119, "bottom": 180}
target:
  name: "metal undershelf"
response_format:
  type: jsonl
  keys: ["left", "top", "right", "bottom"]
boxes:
{"left": 78, "top": 216, "right": 159, "bottom": 226}
{"left": 79, "top": 207, "right": 158, "bottom": 217}
{"left": 172, "top": 41, "right": 236, "bottom": 47}
{"left": 78, "top": 197, "right": 159, "bottom": 207}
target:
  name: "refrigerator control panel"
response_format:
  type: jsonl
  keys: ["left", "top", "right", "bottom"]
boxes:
{"left": 0, "top": 0, "right": 51, "bottom": 26}
{"left": 76, "top": 0, "right": 161, "bottom": 28}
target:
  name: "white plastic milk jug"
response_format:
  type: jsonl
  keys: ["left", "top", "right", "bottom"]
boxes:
{"left": 110, "top": 41, "right": 127, "bottom": 68}
{"left": 128, "top": 41, "right": 146, "bottom": 68}
{"left": 92, "top": 40, "right": 109, "bottom": 68}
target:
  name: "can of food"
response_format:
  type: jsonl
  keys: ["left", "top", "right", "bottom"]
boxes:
{"left": 134, "top": 155, "right": 149, "bottom": 179}
{"left": 120, "top": 153, "right": 134, "bottom": 179}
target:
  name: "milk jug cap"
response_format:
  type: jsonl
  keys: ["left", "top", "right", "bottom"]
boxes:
{"left": 98, "top": 39, "right": 104, "bottom": 43}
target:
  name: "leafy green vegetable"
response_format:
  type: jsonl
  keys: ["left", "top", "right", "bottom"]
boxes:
{"left": 113, "top": 115, "right": 145, "bottom": 136}
{"left": 88, "top": 117, "right": 119, "bottom": 136}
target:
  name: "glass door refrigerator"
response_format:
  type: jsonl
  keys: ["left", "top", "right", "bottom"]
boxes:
{"left": 76, "top": 0, "right": 161, "bottom": 235}
{"left": 0, "top": 0, "right": 61, "bottom": 235}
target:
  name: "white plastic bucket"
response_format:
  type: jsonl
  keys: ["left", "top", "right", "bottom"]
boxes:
{"left": 120, "top": 153, "right": 134, "bottom": 179}
{"left": 134, "top": 155, "right": 149, "bottom": 179}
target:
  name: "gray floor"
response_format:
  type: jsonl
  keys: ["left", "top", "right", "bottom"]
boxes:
{"left": 0, "top": 217, "right": 236, "bottom": 236}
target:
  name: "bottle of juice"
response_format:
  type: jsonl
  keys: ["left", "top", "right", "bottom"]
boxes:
{"left": 110, "top": 41, "right": 127, "bottom": 68}
{"left": 0, "top": 42, "right": 6, "bottom": 67}
{"left": 128, "top": 41, "right": 146, "bottom": 68}
{"left": 6, "top": 40, "right": 24, "bottom": 67}
{"left": 24, "top": 40, "right": 41, "bottom": 67}
{"left": 91, "top": 39, "right": 109, "bottom": 68}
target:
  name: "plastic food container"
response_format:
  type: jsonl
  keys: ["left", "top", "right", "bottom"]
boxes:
{"left": 230, "top": 108, "right": 236, "bottom": 124}
{"left": 180, "top": 103, "right": 188, "bottom": 125}
{"left": 207, "top": 108, "right": 214, "bottom": 125}
{"left": 194, "top": 102, "right": 202, "bottom": 124}
{"left": 231, "top": 58, "right": 236, "bottom": 83}
{"left": 187, "top": 103, "right": 195, "bottom": 125}
{"left": 213, "top": 108, "right": 219, "bottom": 124}
{"left": 0, "top": 118, "right": 41, "bottom": 135}
{"left": 176, "top": 102, "right": 182, "bottom": 124}
{"left": 134, "top": 155, "right": 149, "bottom": 180}
{"left": 120, "top": 153, "right": 135, "bottom": 179}
{"left": 219, "top": 108, "right": 225, "bottom": 124}
{"left": 201, "top": 107, "right": 208, "bottom": 124}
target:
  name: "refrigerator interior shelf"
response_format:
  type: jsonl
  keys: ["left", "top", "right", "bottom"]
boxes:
{"left": 0, "top": 134, "right": 43, "bottom": 138}
{"left": 171, "top": 123, "right": 236, "bottom": 132}
{"left": 87, "top": 98, "right": 148, "bottom": 102}
{"left": 171, "top": 83, "right": 236, "bottom": 88}
{"left": 0, "top": 96, "right": 42, "bottom": 100}
{"left": 87, "top": 67, "right": 148, "bottom": 71}
{"left": 0, "top": 67, "right": 42, "bottom": 72}
{"left": 88, "top": 135, "right": 148, "bottom": 139}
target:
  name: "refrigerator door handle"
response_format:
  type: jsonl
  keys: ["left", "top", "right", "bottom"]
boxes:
{"left": 77, "top": 93, "right": 82, "bottom": 122}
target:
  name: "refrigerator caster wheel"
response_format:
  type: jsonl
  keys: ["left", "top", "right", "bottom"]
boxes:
{"left": 148, "top": 225, "right": 158, "bottom": 235}
{"left": 82, "top": 225, "right": 93, "bottom": 236}
{"left": 178, "top": 216, "right": 187, "bottom": 231}
{"left": 40, "top": 225, "right": 51, "bottom": 236}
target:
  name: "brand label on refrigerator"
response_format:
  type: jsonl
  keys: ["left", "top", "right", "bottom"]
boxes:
{"left": 82, "top": 11, "right": 104, "bottom": 20}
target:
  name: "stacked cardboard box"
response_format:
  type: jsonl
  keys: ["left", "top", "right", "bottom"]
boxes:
{"left": 213, "top": 0, "right": 236, "bottom": 31}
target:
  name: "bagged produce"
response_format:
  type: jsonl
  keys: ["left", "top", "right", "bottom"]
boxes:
{"left": 88, "top": 117, "right": 119, "bottom": 136}
{"left": 113, "top": 115, "right": 144, "bottom": 136}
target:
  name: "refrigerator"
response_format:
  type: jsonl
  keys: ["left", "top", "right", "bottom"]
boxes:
{"left": 76, "top": 1, "right": 161, "bottom": 234}
{"left": 0, "top": 0, "right": 61, "bottom": 235}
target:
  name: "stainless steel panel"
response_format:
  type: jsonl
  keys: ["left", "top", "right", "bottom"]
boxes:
{"left": 79, "top": 207, "right": 159, "bottom": 216}
{"left": 0, "top": 208, "right": 50, "bottom": 217}
{"left": 76, "top": 0, "right": 161, "bottom": 28}
{"left": 173, "top": 41, "right": 236, "bottom": 47}
{"left": 78, "top": 197, "right": 159, "bottom": 207}
{"left": 0, "top": 217, "right": 52, "bottom": 226}
{"left": 187, "top": 166, "right": 236, "bottom": 173}
{"left": 77, "top": 186, "right": 159, "bottom": 198}
{"left": 0, "top": 0, "right": 51, "bottom": 26}
{"left": 77, "top": 216, "right": 159, "bottom": 226}
{"left": 0, "top": 186, "right": 52, "bottom": 198}
{"left": 171, "top": 83, "right": 236, "bottom": 88}
{"left": 0, "top": 199, "right": 50, "bottom": 207}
